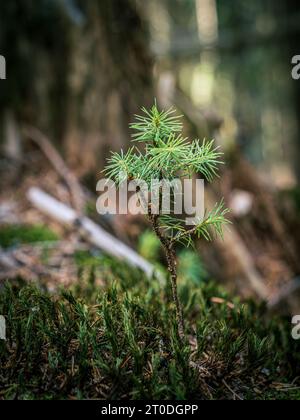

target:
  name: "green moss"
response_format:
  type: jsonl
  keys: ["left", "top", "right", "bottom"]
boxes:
{"left": 0, "top": 224, "right": 59, "bottom": 248}
{"left": 261, "top": 388, "right": 300, "bottom": 400}
{"left": 0, "top": 259, "right": 299, "bottom": 400}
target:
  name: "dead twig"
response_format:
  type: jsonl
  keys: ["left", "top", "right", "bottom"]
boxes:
{"left": 222, "top": 379, "right": 243, "bottom": 400}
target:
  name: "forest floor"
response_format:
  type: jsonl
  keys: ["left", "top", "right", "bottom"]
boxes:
{"left": 0, "top": 158, "right": 300, "bottom": 400}
{"left": 0, "top": 224, "right": 300, "bottom": 400}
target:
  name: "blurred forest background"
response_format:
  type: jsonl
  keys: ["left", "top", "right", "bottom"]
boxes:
{"left": 1, "top": 0, "right": 300, "bottom": 308}
{"left": 2, "top": 0, "right": 300, "bottom": 400}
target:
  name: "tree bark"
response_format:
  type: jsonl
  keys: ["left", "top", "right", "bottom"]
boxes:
{"left": 63, "top": 0, "right": 154, "bottom": 174}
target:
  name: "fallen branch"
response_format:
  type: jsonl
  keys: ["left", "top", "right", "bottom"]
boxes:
{"left": 23, "top": 126, "right": 85, "bottom": 215}
{"left": 27, "top": 187, "right": 159, "bottom": 280}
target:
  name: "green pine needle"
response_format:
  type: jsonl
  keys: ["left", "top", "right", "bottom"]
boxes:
{"left": 193, "top": 200, "right": 231, "bottom": 241}
{"left": 171, "top": 200, "right": 231, "bottom": 245}
{"left": 147, "top": 134, "right": 190, "bottom": 173}
{"left": 182, "top": 139, "right": 224, "bottom": 181}
{"left": 130, "top": 103, "right": 183, "bottom": 143}
{"left": 104, "top": 147, "right": 137, "bottom": 184}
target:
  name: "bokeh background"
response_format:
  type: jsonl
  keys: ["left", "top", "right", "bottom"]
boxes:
{"left": 0, "top": 0, "right": 300, "bottom": 309}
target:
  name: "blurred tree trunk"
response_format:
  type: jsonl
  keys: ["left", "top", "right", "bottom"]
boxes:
{"left": 285, "top": 0, "right": 300, "bottom": 183}
{"left": 64, "top": 0, "right": 153, "bottom": 174}
{"left": 0, "top": 0, "right": 153, "bottom": 175}
{"left": 0, "top": 0, "right": 73, "bottom": 151}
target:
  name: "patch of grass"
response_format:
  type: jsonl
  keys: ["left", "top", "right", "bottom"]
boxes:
{"left": 0, "top": 224, "right": 59, "bottom": 249}
{"left": 0, "top": 256, "right": 299, "bottom": 400}
{"left": 74, "top": 250, "right": 103, "bottom": 267}
{"left": 138, "top": 230, "right": 161, "bottom": 262}
{"left": 178, "top": 249, "right": 208, "bottom": 285}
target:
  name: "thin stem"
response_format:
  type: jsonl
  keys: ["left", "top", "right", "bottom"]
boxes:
{"left": 165, "top": 245, "right": 185, "bottom": 341}
{"left": 171, "top": 225, "right": 199, "bottom": 244}
{"left": 147, "top": 208, "right": 185, "bottom": 341}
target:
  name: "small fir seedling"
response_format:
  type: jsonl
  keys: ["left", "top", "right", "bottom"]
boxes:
{"left": 104, "top": 103, "right": 230, "bottom": 341}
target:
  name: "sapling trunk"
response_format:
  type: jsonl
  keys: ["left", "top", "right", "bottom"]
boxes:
{"left": 148, "top": 210, "right": 185, "bottom": 340}
{"left": 165, "top": 245, "right": 185, "bottom": 341}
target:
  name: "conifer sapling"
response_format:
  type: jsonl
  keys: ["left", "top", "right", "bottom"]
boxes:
{"left": 104, "top": 103, "right": 230, "bottom": 341}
